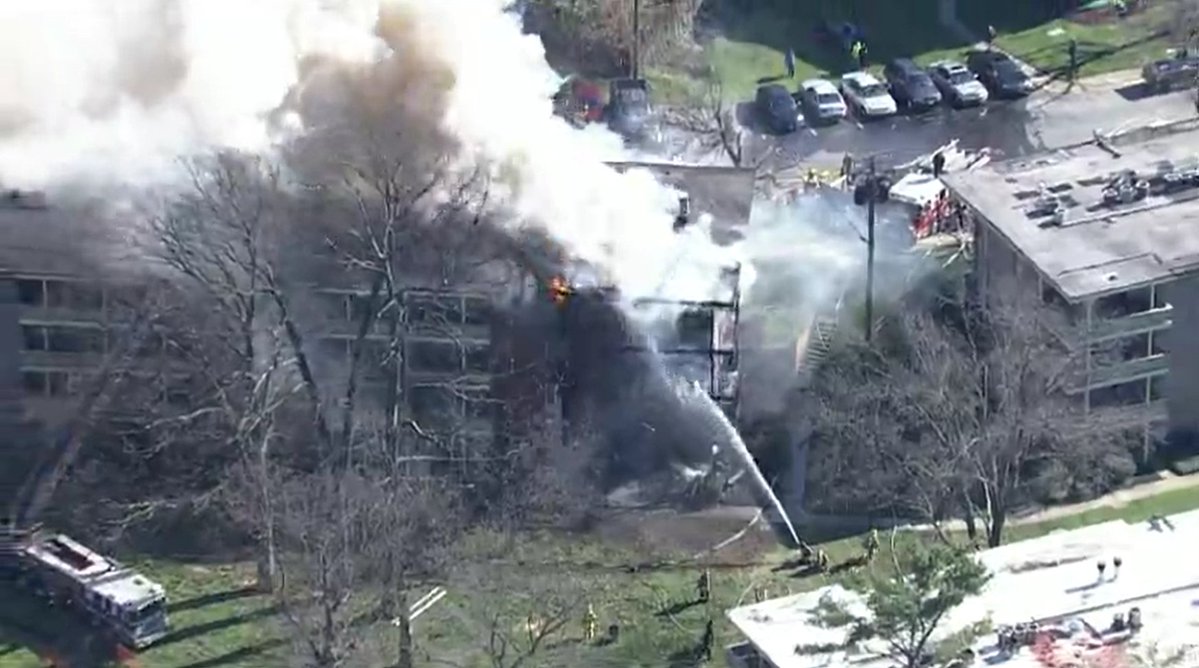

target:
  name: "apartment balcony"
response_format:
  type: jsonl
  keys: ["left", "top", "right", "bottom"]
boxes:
{"left": 1087, "top": 305, "right": 1173, "bottom": 343}
{"left": 1082, "top": 353, "right": 1169, "bottom": 390}
{"left": 1063, "top": 400, "right": 1167, "bottom": 438}
{"left": 18, "top": 304, "right": 106, "bottom": 326}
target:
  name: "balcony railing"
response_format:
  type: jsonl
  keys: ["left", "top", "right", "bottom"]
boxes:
{"left": 1087, "top": 305, "right": 1173, "bottom": 343}
{"left": 1082, "top": 353, "right": 1169, "bottom": 389}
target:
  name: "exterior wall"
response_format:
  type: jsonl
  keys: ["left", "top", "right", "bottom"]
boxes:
{"left": 1162, "top": 275, "right": 1199, "bottom": 436}
{"left": 0, "top": 277, "right": 33, "bottom": 507}
{"left": 2, "top": 272, "right": 511, "bottom": 478}
{"left": 974, "top": 219, "right": 1171, "bottom": 440}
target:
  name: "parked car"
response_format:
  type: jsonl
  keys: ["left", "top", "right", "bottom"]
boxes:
{"left": 606, "top": 78, "right": 652, "bottom": 138}
{"left": 883, "top": 58, "right": 942, "bottom": 111}
{"left": 798, "top": 78, "right": 848, "bottom": 124}
{"left": 838, "top": 71, "right": 897, "bottom": 119}
{"left": 1143, "top": 52, "right": 1199, "bottom": 92}
{"left": 754, "top": 84, "right": 799, "bottom": 134}
{"left": 928, "top": 60, "right": 989, "bottom": 108}
{"left": 966, "top": 50, "right": 1032, "bottom": 98}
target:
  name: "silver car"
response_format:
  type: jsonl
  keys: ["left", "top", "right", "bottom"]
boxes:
{"left": 928, "top": 61, "right": 989, "bottom": 108}
{"left": 799, "top": 78, "right": 848, "bottom": 123}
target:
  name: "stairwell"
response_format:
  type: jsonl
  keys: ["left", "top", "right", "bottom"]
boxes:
{"left": 795, "top": 313, "right": 839, "bottom": 383}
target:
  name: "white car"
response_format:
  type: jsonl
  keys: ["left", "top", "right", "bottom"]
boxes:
{"left": 838, "top": 71, "right": 898, "bottom": 119}
{"left": 929, "top": 60, "right": 989, "bottom": 108}
{"left": 799, "top": 78, "right": 848, "bottom": 123}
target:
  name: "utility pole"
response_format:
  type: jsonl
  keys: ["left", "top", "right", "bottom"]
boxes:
{"left": 865, "top": 157, "right": 876, "bottom": 342}
{"left": 631, "top": 0, "right": 641, "bottom": 79}
{"left": 852, "top": 155, "right": 888, "bottom": 343}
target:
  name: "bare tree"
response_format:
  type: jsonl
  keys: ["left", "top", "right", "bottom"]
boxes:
{"left": 807, "top": 286, "right": 1136, "bottom": 546}
{"left": 446, "top": 562, "right": 590, "bottom": 668}
{"left": 668, "top": 81, "right": 758, "bottom": 168}
{"left": 271, "top": 468, "right": 373, "bottom": 668}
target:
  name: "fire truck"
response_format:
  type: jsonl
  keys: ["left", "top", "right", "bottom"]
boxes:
{"left": 0, "top": 522, "right": 170, "bottom": 648}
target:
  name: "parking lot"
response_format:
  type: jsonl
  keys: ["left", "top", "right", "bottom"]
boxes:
{"left": 730, "top": 73, "right": 1199, "bottom": 171}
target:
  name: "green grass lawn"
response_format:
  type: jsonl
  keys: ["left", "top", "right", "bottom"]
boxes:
{"left": 4, "top": 478, "right": 1198, "bottom": 667}
{"left": 651, "top": 0, "right": 1173, "bottom": 105}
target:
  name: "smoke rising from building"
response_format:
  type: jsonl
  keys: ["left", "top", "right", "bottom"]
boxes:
{"left": 0, "top": 0, "right": 736, "bottom": 305}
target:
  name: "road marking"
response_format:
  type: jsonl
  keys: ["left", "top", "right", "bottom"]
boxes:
{"left": 855, "top": 121, "right": 864, "bottom": 130}
{"left": 808, "top": 128, "right": 818, "bottom": 136}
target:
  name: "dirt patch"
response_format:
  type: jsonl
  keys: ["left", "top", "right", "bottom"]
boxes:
{"left": 594, "top": 506, "right": 783, "bottom": 564}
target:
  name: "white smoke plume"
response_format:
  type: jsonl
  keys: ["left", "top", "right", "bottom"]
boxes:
{"left": 0, "top": 0, "right": 733, "bottom": 303}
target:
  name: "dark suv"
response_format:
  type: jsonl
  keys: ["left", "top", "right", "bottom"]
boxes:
{"left": 883, "top": 58, "right": 942, "bottom": 111}
{"left": 966, "top": 50, "right": 1032, "bottom": 99}
{"left": 755, "top": 84, "right": 799, "bottom": 134}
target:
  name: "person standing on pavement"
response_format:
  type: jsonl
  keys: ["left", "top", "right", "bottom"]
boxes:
{"left": 932, "top": 151, "right": 946, "bottom": 179}
{"left": 987, "top": 25, "right": 997, "bottom": 49}
{"left": 1068, "top": 39, "right": 1079, "bottom": 84}
{"left": 785, "top": 48, "right": 796, "bottom": 79}
{"left": 700, "top": 618, "right": 714, "bottom": 662}
{"left": 857, "top": 40, "right": 869, "bottom": 69}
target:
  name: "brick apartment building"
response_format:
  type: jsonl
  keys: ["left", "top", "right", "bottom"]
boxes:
{"left": 943, "top": 122, "right": 1199, "bottom": 449}
{"left": 1, "top": 161, "right": 759, "bottom": 498}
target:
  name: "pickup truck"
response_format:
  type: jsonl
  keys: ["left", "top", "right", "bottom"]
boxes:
{"left": 1141, "top": 54, "right": 1199, "bottom": 92}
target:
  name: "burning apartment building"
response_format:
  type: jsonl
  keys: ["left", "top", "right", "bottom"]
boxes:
{"left": 1, "top": 161, "right": 764, "bottom": 514}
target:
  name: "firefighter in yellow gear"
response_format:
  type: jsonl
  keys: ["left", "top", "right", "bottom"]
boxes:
{"left": 526, "top": 612, "right": 539, "bottom": 645}
{"left": 863, "top": 529, "right": 880, "bottom": 562}
{"left": 816, "top": 549, "right": 830, "bottom": 572}
{"left": 582, "top": 604, "right": 598, "bottom": 641}
{"left": 753, "top": 584, "right": 768, "bottom": 603}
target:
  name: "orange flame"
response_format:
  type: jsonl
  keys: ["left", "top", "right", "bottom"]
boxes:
{"left": 548, "top": 276, "right": 572, "bottom": 306}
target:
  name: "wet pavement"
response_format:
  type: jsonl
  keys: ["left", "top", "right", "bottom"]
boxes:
{"left": 655, "top": 75, "right": 1198, "bottom": 170}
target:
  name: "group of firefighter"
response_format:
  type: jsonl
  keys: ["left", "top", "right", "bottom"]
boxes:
{"left": 569, "top": 529, "right": 884, "bottom": 663}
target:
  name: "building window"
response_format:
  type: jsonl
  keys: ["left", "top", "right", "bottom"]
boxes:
{"left": 16, "top": 279, "right": 44, "bottom": 306}
{"left": 462, "top": 388, "right": 493, "bottom": 423}
{"left": 408, "top": 340, "right": 462, "bottom": 374}
{"left": 45, "top": 326, "right": 105, "bottom": 353}
{"left": 464, "top": 344, "right": 490, "bottom": 374}
{"left": 348, "top": 293, "right": 377, "bottom": 325}
{"left": 46, "top": 371, "right": 70, "bottom": 397}
{"left": 1096, "top": 287, "right": 1151, "bottom": 319}
{"left": 354, "top": 338, "right": 393, "bottom": 380}
{"left": 463, "top": 297, "right": 491, "bottom": 326}
{"left": 22, "top": 371, "right": 47, "bottom": 395}
{"left": 1090, "top": 378, "right": 1148, "bottom": 409}
{"left": 1151, "top": 333, "right": 1166, "bottom": 356}
{"left": 408, "top": 294, "right": 462, "bottom": 327}
{"left": 1150, "top": 374, "right": 1165, "bottom": 401}
{"left": 317, "top": 292, "right": 349, "bottom": 321}
{"left": 1119, "top": 333, "right": 1150, "bottom": 361}
{"left": 22, "top": 325, "right": 47, "bottom": 351}
{"left": 409, "top": 384, "right": 458, "bottom": 429}
{"left": 317, "top": 338, "right": 350, "bottom": 362}
{"left": 677, "top": 309, "right": 715, "bottom": 350}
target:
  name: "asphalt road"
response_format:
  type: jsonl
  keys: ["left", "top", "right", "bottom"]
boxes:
{"left": 689, "top": 76, "right": 1199, "bottom": 170}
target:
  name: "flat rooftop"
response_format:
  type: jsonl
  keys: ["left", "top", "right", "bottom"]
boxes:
{"left": 727, "top": 509, "right": 1199, "bottom": 668}
{"left": 943, "top": 121, "right": 1199, "bottom": 301}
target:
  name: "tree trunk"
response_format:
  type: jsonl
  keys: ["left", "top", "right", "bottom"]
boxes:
{"left": 961, "top": 491, "right": 977, "bottom": 542}
{"left": 396, "top": 591, "right": 413, "bottom": 668}
{"left": 987, "top": 505, "right": 1006, "bottom": 548}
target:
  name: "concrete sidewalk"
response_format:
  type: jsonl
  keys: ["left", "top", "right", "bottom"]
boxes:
{"left": 783, "top": 470, "right": 1199, "bottom": 536}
